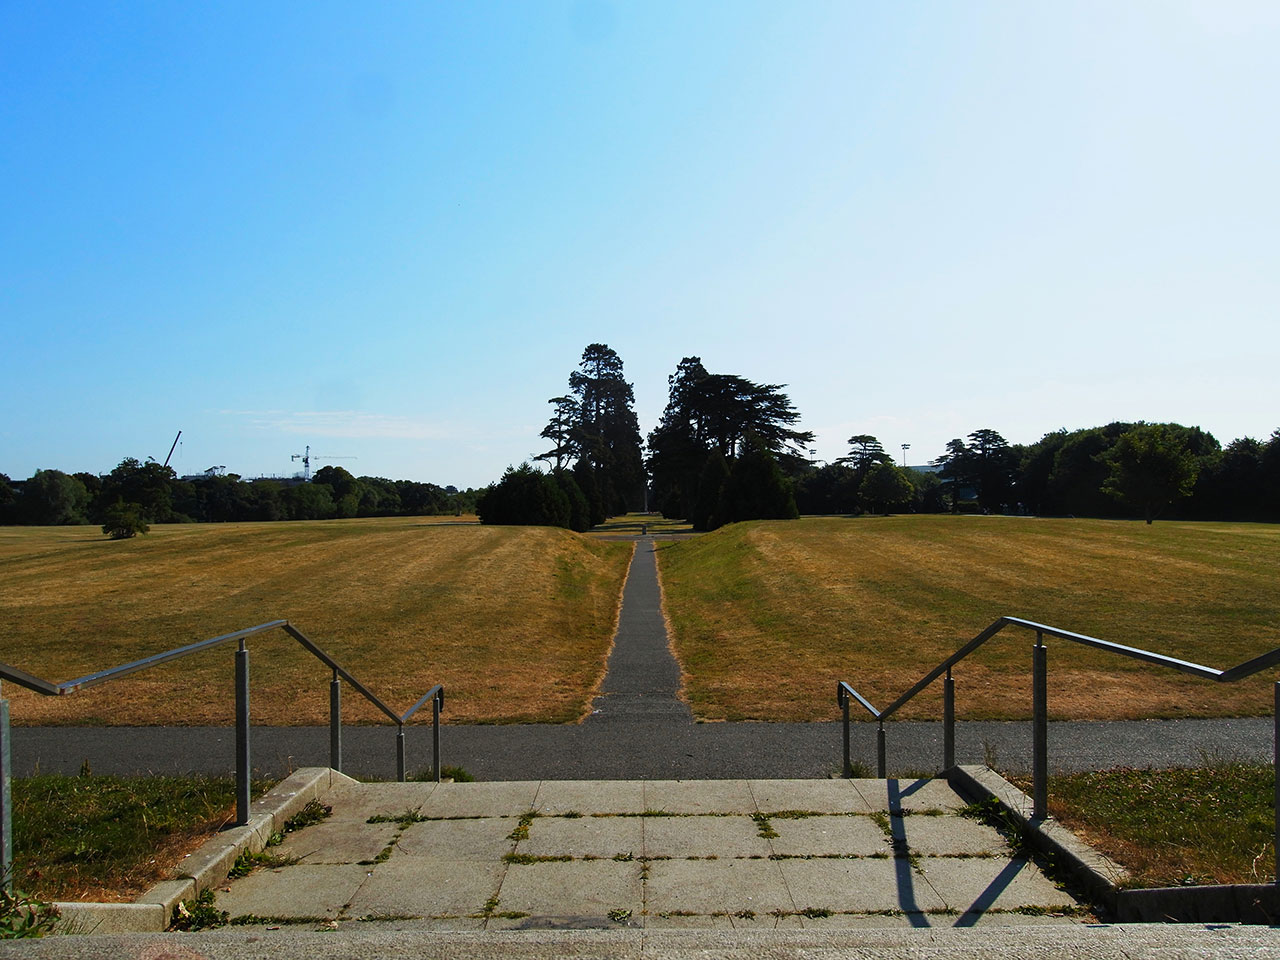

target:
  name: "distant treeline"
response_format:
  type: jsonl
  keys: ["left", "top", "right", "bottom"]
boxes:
{"left": 0, "top": 460, "right": 479, "bottom": 526}
{"left": 796, "top": 423, "right": 1280, "bottom": 523}
{"left": 484, "top": 343, "right": 1280, "bottom": 532}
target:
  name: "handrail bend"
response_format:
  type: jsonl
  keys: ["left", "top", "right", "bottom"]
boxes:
{"left": 0, "top": 619, "right": 446, "bottom": 887}
{"left": 836, "top": 615, "right": 1280, "bottom": 889}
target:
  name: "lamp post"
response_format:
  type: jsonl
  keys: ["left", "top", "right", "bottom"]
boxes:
{"left": 901, "top": 443, "right": 911, "bottom": 469}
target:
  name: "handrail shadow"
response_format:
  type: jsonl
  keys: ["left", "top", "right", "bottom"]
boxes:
{"left": 837, "top": 615, "right": 1280, "bottom": 895}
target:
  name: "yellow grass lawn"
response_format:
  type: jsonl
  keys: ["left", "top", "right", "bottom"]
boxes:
{"left": 656, "top": 516, "right": 1280, "bottom": 722}
{"left": 0, "top": 517, "right": 633, "bottom": 725}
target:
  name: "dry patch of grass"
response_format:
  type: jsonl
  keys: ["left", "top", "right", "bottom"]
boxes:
{"left": 0, "top": 518, "right": 632, "bottom": 725}
{"left": 656, "top": 515, "right": 1280, "bottom": 721}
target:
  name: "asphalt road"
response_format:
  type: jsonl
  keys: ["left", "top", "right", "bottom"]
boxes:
{"left": 10, "top": 716, "right": 1273, "bottom": 781}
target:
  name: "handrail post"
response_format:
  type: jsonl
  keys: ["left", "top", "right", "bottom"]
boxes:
{"left": 396, "top": 724, "right": 406, "bottom": 782}
{"left": 432, "top": 692, "right": 441, "bottom": 783}
{"left": 1032, "top": 634, "right": 1048, "bottom": 821}
{"left": 1264, "top": 680, "right": 1274, "bottom": 890}
{"left": 235, "top": 640, "right": 250, "bottom": 826}
{"left": 329, "top": 669, "right": 342, "bottom": 773}
{"left": 1, "top": 682, "right": 11, "bottom": 893}
{"left": 943, "top": 666, "right": 955, "bottom": 771}
{"left": 841, "top": 689, "right": 851, "bottom": 778}
{"left": 876, "top": 722, "right": 886, "bottom": 778}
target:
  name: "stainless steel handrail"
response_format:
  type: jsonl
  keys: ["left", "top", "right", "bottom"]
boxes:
{"left": 836, "top": 615, "right": 1280, "bottom": 888}
{"left": 0, "top": 620, "right": 446, "bottom": 889}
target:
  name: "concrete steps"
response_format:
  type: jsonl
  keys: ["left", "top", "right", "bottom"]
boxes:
{"left": 210, "top": 774, "right": 1087, "bottom": 931}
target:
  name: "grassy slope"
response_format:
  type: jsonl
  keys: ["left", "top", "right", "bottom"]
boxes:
{"left": 657, "top": 515, "right": 1280, "bottom": 721}
{"left": 0, "top": 518, "right": 633, "bottom": 725}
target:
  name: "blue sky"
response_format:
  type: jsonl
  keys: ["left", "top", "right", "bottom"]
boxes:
{"left": 4, "top": 1, "right": 1277, "bottom": 488}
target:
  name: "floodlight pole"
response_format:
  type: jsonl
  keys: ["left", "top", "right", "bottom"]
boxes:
{"left": 901, "top": 443, "right": 911, "bottom": 469}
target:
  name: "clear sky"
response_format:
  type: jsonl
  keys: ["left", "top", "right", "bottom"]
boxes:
{"left": 4, "top": 1, "right": 1277, "bottom": 488}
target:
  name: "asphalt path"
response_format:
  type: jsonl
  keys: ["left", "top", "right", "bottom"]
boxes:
{"left": 10, "top": 716, "right": 1273, "bottom": 781}
{"left": 585, "top": 540, "right": 692, "bottom": 724}
{"left": 8, "top": 538, "right": 1275, "bottom": 781}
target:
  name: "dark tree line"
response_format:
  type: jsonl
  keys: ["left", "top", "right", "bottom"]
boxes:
{"left": 791, "top": 422, "right": 1280, "bottom": 524}
{"left": 0, "top": 459, "right": 478, "bottom": 527}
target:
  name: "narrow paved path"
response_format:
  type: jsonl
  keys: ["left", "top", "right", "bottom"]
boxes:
{"left": 585, "top": 540, "right": 692, "bottom": 724}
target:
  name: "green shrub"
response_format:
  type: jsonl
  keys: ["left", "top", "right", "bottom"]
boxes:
{"left": 101, "top": 501, "right": 149, "bottom": 539}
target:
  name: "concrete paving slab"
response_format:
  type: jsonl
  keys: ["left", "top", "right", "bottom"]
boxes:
{"left": 918, "top": 855, "right": 1078, "bottom": 914}
{"left": 273, "top": 820, "right": 401, "bottom": 864}
{"left": 643, "top": 913, "right": 732, "bottom": 929}
{"left": 851, "top": 778, "right": 970, "bottom": 812}
{"left": 331, "top": 916, "right": 487, "bottom": 931}
{"left": 396, "top": 817, "right": 518, "bottom": 860}
{"left": 793, "top": 912, "right": 921, "bottom": 929}
{"left": 496, "top": 860, "right": 643, "bottom": 917}
{"left": 642, "top": 815, "right": 772, "bottom": 859}
{"left": 732, "top": 913, "right": 805, "bottom": 930}
{"left": 534, "top": 780, "right": 647, "bottom": 815}
{"left": 767, "top": 814, "right": 892, "bottom": 857}
{"left": 416, "top": 781, "right": 541, "bottom": 819}
{"left": 749, "top": 778, "right": 875, "bottom": 814}
{"left": 897, "top": 814, "right": 1009, "bottom": 857}
{"left": 321, "top": 782, "right": 437, "bottom": 821}
{"left": 950, "top": 911, "right": 1088, "bottom": 927}
{"left": 346, "top": 858, "right": 505, "bottom": 917}
{"left": 645, "top": 859, "right": 796, "bottom": 915}
{"left": 520, "top": 816, "right": 643, "bottom": 860}
{"left": 215, "top": 864, "right": 370, "bottom": 919}
{"left": 643, "top": 779, "right": 757, "bottom": 814}
{"left": 778, "top": 857, "right": 950, "bottom": 914}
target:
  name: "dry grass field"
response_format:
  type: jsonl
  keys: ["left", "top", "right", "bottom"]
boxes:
{"left": 656, "top": 515, "right": 1280, "bottom": 722}
{"left": 0, "top": 517, "right": 633, "bottom": 725}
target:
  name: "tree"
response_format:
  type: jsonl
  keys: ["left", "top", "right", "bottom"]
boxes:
{"left": 0, "top": 473, "right": 16, "bottom": 524}
{"left": 101, "top": 501, "right": 150, "bottom": 539}
{"left": 20, "top": 469, "right": 89, "bottom": 525}
{"left": 476, "top": 464, "right": 572, "bottom": 528}
{"left": 794, "top": 462, "right": 858, "bottom": 515}
{"left": 839, "top": 435, "right": 891, "bottom": 475}
{"left": 716, "top": 435, "right": 799, "bottom": 526}
{"left": 98, "top": 458, "right": 181, "bottom": 522}
{"left": 567, "top": 344, "right": 645, "bottom": 514}
{"left": 1101, "top": 423, "right": 1200, "bottom": 523}
{"left": 837, "top": 434, "right": 893, "bottom": 512}
{"left": 282, "top": 482, "right": 336, "bottom": 520}
{"left": 860, "top": 462, "right": 914, "bottom": 514}
{"left": 647, "top": 357, "right": 814, "bottom": 521}
{"left": 537, "top": 397, "right": 582, "bottom": 471}
{"left": 692, "top": 451, "right": 730, "bottom": 532}
{"left": 933, "top": 429, "right": 1018, "bottom": 512}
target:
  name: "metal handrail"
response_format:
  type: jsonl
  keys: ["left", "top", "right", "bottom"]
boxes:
{"left": 0, "top": 620, "right": 445, "bottom": 889}
{"left": 836, "top": 615, "right": 1280, "bottom": 888}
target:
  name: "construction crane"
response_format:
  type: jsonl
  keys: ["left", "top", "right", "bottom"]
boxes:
{"left": 163, "top": 430, "right": 182, "bottom": 468}
{"left": 291, "top": 445, "right": 356, "bottom": 481}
